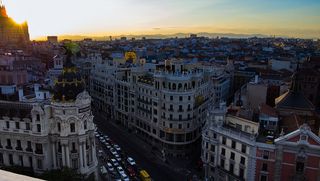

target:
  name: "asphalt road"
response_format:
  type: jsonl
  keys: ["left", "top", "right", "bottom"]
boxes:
{"left": 94, "top": 113, "right": 186, "bottom": 181}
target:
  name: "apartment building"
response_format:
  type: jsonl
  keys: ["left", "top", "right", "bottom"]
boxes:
{"left": 90, "top": 58, "right": 219, "bottom": 157}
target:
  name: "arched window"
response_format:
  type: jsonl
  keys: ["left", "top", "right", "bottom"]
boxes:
{"left": 84, "top": 120, "right": 87, "bottom": 130}
{"left": 184, "top": 83, "right": 188, "bottom": 90}
{"left": 173, "top": 83, "right": 176, "bottom": 90}
{"left": 178, "top": 83, "right": 182, "bottom": 90}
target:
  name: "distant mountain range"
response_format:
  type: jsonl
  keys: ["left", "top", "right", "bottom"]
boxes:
{"left": 34, "top": 32, "right": 284, "bottom": 41}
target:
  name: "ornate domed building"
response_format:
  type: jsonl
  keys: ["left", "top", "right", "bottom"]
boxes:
{"left": 0, "top": 43, "right": 97, "bottom": 178}
{"left": 48, "top": 43, "right": 98, "bottom": 176}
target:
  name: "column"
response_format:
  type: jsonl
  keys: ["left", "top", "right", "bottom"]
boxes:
{"left": 61, "top": 145, "right": 66, "bottom": 166}
{"left": 79, "top": 143, "right": 83, "bottom": 169}
{"left": 92, "top": 141, "right": 97, "bottom": 165}
{"left": 52, "top": 142, "right": 56, "bottom": 169}
{"left": 66, "top": 146, "right": 70, "bottom": 167}
{"left": 83, "top": 143, "right": 87, "bottom": 168}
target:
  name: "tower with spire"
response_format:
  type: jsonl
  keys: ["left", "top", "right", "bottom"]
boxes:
{"left": 0, "top": 0, "right": 8, "bottom": 17}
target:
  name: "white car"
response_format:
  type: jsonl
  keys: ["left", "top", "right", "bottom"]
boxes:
{"left": 115, "top": 154, "right": 121, "bottom": 162}
{"left": 117, "top": 166, "right": 125, "bottom": 175}
{"left": 106, "top": 162, "right": 114, "bottom": 172}
{"left": 127, "top": 157, "right": 136, "bottom": 166}
{"left": 120, "top": 173, "right": 130, "bottom": 181}
{"left": 98, "top": 150, "right": 103, "bottom": 157}
{"left": 111, "top": 159, "right": 119, "bottom": 167}
{"left": 110, "top": 148, "right": 117, "bottom": 155}
{"left": 114, "top": 144, "right": 121, "bottom": 152}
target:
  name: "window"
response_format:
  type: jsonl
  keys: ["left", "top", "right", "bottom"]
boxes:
{"left": 58, "top": 123, "right": 61, "bottom": 132}
{"left": 188, "top": 96, "right": 191, "bottom": 100}
{"left": 240, "top": 156, "right": 245, "bottom": 165}
{"left": 230, "top": 152, "right": 235, "bottom": 160}
{"left": 210, "top": 154, "right": 215, "bottom": 162}
{"left": 262, "top": 163, "right": 268, "bottom": 172}
{"left": 35, "top": 144, "right": 43, "bottom": 154}
{"left": 19, "top": 155, "right": 24, "bottom": 166}
{"left": 26, "top": 123, "right": 30, "bottom": 130}
{"left": 222, "top": 137, "right": 226, "bottom": 145}
{"left": 16, "top": 140, "right": 22, "bottom": 150}
{"left": 179, "top": 96, "right": 183, "bottom": 101}
{"left": 169, "top": 123, "right": 172, "bottom": 128}
{"left": 229, "top": 163, "right": 234, "bottom": 173}
{"left": 0, "top": 153, "right": 3, "bottom": 165}
{"left": 9, "top": 154, "right": 13, "bottom": 165}
{"left": 210, "top": 145, "right": 215, "bottom": 152}
{"left": 36, "top": 114, "right": 40, "bottom": 121}
{"left": 6, "top": 121, "right": 9, "bottom": 129}
{"left": 71, "top": 142, "right": 77, "bottom": 153}
{"left": 263, "top": 150, "right": 269, "bottom": 159}
{"left": 15, "top": 122, "right": 20, "bottom": 129}
{"left": 231, "top": 140, "right": 236, "bottom": 149}
{"left": 72, "top": 159, "right": 78, "bottom": 169}
{"left": 296, "top": 161, "right": 304, "bottom": 173}
{"left": 37, "top": 124, "right": 41, "bottom": 132}
{"left": 220, "top": 159, "right": 225, "bottom": 167}
{"left": 178, "top": 124, "right": 182, "bottom": 129}
{"left": 241, "top": 144, "right": 247, "bottom": 153}
{"left": 27, "top": 141, "right": 32, "bottom": 152}
{"left": 221, "top": 148, "right": 225, "bottom": 156}
{"left": 6, "top": 139, "right": 12, "bottom": 149}
{"left": 170, "top": 96, "right": 173, "bottom": 101}
{"left": 37, "top": 159, "right": 43, "bottom": 169}
{"left": 239, "top": 168, "right": 244, "bottom": 178}
{"left": 84, "top": 121, "right": 87, "bottom": 130}
{"left": 153, "top": 109, "right": 158, "bottom": 115}
{"left": 260, "top": 175, "right": 267, "bottom": 181}
{"left": 70, "top": 123, "right": 75, "bottom": 132}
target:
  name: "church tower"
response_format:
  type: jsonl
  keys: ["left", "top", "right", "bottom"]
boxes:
{"left": 0, "top": 1, "right": 30, "bottom": 49}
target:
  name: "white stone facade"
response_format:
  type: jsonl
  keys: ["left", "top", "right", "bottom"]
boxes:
{"left": 0, "top": 91, "right": 97, "bottom": 177}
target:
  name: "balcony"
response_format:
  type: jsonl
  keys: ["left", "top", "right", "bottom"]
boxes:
{"left": 26, "top": 147, "right": 33, "bottom": 152}
{"left": 71, "top": 149, "right": 78, "bottom": 153}
{"left": 5, "top": 145, "right": 12, "bottom": 150}
{"left": 35, "top": 149, "right": 43, "bottom": 155}
{"left": 15, "top": 147, "right": 23, "bottom": 151}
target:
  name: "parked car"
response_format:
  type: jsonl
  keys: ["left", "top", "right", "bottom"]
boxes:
{"left": 120, "top": 173, "right": 130, "bottom": 181}
{"left": 126, "top": 166, "right": 136, "bottom": 177}
{"left": 106, "top": 162, "right": 114, "bottom": 172}
{"left": 127, "top": 157, "right": 136, "bottom": 166}
{"left": 114, "top": 144, "right": 121, "bottom": 152}
{"left": 117, "top": 166, "right": 125, "bottom": 175}
{"left": 111, "top": 158, "right": 119, "bottom": 167}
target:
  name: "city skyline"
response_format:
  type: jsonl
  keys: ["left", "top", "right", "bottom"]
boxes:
{"left": 4, "top": 0, "right": 320, "bottom": 39}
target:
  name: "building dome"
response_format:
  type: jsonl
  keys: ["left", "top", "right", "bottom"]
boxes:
{"left": 53, "top": 43, "right": 85, "bottom": 102}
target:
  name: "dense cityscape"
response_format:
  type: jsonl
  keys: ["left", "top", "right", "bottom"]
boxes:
{"left": 1, "top": 1, "right": 320, "bottom": 181}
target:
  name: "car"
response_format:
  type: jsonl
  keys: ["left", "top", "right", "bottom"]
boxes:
{"left": 111, "top": 158, "right": 119, "bottom": 167}
{"left": 120, "top": 173, "right": 130, "bottom": 181}
{"left": 105, "top": 143, "right": 111, "bottom": 149}
{"left": 117, "top": 166, "right": 125, "bottom": 175}
{"left": 115, "top": 155, "right": 121, "bottom": 162}
{"left": 110, "top": 148, "right": 117, "bottom": 155}
{"left": 98, "top": 150, "right": 104, "bottom": 157}
{"left": 114, "top": 144, "right": 121, "bottom": 152}
{"left": 127, "top": 157, "right": 136, "bottom": 166}
{"left": 106, "top": 162, "right": 114, "bottom": 172}
{"left": 126, "top": 166, "right": 136, "bottom": 177}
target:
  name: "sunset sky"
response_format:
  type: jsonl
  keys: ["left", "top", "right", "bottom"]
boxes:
{"left": 4, "top": 0, "right": 320, "bottom": 39}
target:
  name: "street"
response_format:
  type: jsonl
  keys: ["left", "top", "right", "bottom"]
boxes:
{"left": 94, "top": 112, "right": 189, "bottom": 181}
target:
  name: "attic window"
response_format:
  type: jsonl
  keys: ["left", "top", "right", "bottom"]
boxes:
{"left": 300, "top": 135, "right": 307, "bottom": 141}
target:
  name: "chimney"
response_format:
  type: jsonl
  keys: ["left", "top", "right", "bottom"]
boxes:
{"left": 18, "top": 88, "right": 24, "bottom": 102}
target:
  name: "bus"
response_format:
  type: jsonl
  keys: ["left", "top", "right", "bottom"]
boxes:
{"left": 139, "top": 170, "right": 151, "bottom": 181}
